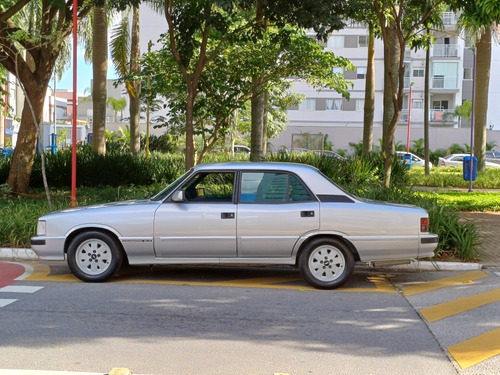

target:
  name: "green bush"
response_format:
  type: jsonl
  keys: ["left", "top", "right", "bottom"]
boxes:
{"left": 27, "top": 145, "right": 185, "bottom": 188}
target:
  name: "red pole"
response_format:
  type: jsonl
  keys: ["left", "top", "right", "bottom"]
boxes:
{"left": 3, "top": 83, "right": 7, "bottom": 145}
{"left": 406, "top": 82, "right": 413, "bottom": 153}
{"left": 71, "top": 0, "right": 77, "bottom": 207}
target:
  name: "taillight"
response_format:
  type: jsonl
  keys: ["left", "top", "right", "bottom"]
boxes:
{"left": 421, "top": 217, "right": 430, "bottom": 232}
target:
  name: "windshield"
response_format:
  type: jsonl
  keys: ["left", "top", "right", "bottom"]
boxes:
{"left": 150, "top": 169, "right": 193, "bottom": 201}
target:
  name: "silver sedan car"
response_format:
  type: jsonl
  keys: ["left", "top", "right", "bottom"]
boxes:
{"left": 31, "top": 162, "right": 438, "bottom": 289}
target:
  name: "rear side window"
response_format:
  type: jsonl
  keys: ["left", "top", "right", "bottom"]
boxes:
{"left": 240, "top": 172, "right": 314, "bottom": 203}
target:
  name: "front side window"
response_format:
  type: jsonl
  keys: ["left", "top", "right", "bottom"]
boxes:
{"left": 181, "top": 172, "right": 235, "bottom": 202}
{"left": 240, "top": 172, "right": 314, "bottom": 203}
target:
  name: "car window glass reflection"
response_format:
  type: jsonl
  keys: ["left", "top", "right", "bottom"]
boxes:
{"left": 182, "top": 172, "right": 235, "bottom": 202}
{"left": 240, "top": 172, "right": 313, "bottom": 203}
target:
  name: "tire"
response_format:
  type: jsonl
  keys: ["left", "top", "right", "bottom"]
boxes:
{"left": 67, "top": 231, "right": 124, "bottom": 282}
{"left": 299, "top": 238, "right": 354, "bottom": 289}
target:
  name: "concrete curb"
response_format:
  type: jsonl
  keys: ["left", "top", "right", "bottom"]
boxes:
{"left": 386, "top": 260, "right": 482, "bottom": 271}
{"left": 0, "top": 248, "right": 37, "bottom": 260}
{"left": 0, "top": 248, "right": 482, "bottom": 271}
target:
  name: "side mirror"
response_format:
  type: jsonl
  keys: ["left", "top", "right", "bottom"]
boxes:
{"left": 171, "top": 190, "right": 185, "bottom": 202}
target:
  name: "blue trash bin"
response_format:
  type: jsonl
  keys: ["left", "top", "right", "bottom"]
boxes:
{"left": 463, "top": 156, "right": 477, "bottom": 181}
{"left": 403, "top": 153, "right": 413, "bottom": 169}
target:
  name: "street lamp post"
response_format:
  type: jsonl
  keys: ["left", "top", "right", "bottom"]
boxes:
{"left": 468, "top": 46, "right": 476, "bottom": 193}
{"left": 406, "top": 81, "right": 414, "bottom": 153}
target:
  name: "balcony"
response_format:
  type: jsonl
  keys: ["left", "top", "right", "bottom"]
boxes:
{"left": 431, "top": 76, "right": 459, "bottom": 90}
{"left": 431, "top": 44, "right": 460, "bottom": 58}
{"left": 430, "top": 109, "right": 457, "bottom": 126}
{"left": 442, "top": 12, "right": 459, "bottom": 26}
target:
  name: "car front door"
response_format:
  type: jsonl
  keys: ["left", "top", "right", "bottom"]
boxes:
{"left": 153, "top": 171, "right": 237, "bottom": 258}
{"left": 237, "top": 171, "right": 320, "bottom": 258}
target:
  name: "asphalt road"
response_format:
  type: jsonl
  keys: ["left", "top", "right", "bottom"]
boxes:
{"left": 1, "top": 261, "right": 499, "bottom": 375}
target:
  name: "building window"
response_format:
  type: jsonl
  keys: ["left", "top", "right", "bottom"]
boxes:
{"left": 464, "top": 67, "right": 473, "bottom": 80}
{"left": 356, "top": 99, "right": 364, "bottom": 111}
{"left": 327, "top": 35, "right": 344, "bottom": 49}
{"left": 356, "top": 67, "right": 367, "bottom": 79}
{"left": 412, "top": 99, "right": 423, "bottom": 109}
{"left": 432, "top": 100, "right": 448, "bottom": 110}
{"left": 413, "top": 69, "right": 424, "bottom": 77}
{"left": 358, "top": 35, "right": 368, "bottom": 47}
{"left": 332, "top": 67, "right": 344, "bottom": 75}
{"left": 298, "top": 98, "right": 316, "bottom": 111}
{"left": 325, "top": 99, "right": 343, "bottom": 111}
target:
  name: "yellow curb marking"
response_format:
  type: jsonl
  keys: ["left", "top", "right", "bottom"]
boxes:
{"left": 401, "top": 270, "right": 489, "bottom": 296}
{"left": 448, "top": 327, "right": 500, "bottom": 369}
{"left": 25, "top": 264, "right": 396, "bottom": 292}
{"left": 421, "top": 288, "right": 500, "bottom": 323}
{"left": 26, "top": 264, "right": 79, "bottom": 282}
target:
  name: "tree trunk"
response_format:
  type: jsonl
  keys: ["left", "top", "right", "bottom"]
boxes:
{"left": 129, "top": 5, "right": 141, "bottom": 156}
{"left": 250, "top": 76, "right": 266, "bottom": 162}
{"left": 362, "top": 24, "right": 375, "bottom": 156}
{"left": 185, "top": 87, "right": 196, "bottom": 169}
{"left": 474, "top": 28, "right": 491, "bottom": 172}
{"left": 92, "top": 4, "right": 108, "bottom": 155}
{"left": 7, "top": 97, "right": 42, "bottom": 193}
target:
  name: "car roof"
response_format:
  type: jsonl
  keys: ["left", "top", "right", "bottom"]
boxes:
{"left": 192, "top": 161, "right": 317, "bottom": 172}
{"left": 191, "top": 162, "right": 349, "bottom": 196}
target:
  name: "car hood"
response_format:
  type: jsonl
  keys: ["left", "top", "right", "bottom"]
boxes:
{"left": 41, "top": 199, "right": 158, "bottom": 218}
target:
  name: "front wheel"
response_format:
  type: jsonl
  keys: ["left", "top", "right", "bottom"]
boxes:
{"left": 299, "top": 238, "right": 354, "bottom": 289}
{"left": 67, "top": 231, "right": 124, "bottom": 282}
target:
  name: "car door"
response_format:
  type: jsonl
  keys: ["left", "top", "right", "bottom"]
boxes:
{"left": 237, "top": 171, "right": 320, "bottom": 258}
{"left": 153, "top": 171, "right": 237, "bottom": 258}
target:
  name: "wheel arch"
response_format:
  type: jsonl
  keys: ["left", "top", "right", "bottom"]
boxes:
{"left": 64, "top": 227, "right": 127, "bottom": 261}
{"left": 296, "top": 234, "right": 360, "bottom": 266}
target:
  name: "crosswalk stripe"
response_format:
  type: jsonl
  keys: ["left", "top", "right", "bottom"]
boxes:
{"left": 448, "top": 327, "right": 500, "bottom": 369}
{"left": 420, "top": 288, "right": 500, "bottom": 323}
{"left": 0, "top": 299, "right": 17, "bottom": 307}
{"left": 0, "top": 285, "right": 44, "bottom": 294}
{"left": 401, "top": 270, "right": 488, "bottom": 296}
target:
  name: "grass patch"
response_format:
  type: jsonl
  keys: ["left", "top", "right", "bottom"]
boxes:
{"left": 415, "top": 190, "right": 500, "bottom": 212}
{"left": 407, "top": 166, "right": 500, "bottom": 189}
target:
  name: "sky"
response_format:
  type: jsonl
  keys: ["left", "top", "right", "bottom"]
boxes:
{"left": 56, "top": 47, "right": 117, "bottom": 94}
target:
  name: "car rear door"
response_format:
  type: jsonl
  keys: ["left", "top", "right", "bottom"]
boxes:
{"left": 236, "top": 171, "right": 320, "bottom": 258}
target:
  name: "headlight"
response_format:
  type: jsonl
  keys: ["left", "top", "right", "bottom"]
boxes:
{"left": 37, "top": 220, "right": 46, "bottom": 236}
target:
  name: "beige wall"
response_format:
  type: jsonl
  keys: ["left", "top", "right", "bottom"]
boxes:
{"left": 270, "top": 125, "right": 500, "bottom": 155}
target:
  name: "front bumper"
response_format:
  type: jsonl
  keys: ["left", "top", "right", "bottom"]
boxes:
{"left": 30, "top": 236, "right": 66, "bottom": 260}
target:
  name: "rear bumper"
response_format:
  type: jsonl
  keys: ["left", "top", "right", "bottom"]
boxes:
{"left": 419, "top": 233, "right": 439, "bottom": 258}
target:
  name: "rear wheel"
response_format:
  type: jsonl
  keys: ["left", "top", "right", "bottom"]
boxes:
{"left": 299, "top": 238, "right": 354, "bottom": 289}
{"left": 67, "top": 231, "right": 123, "bottom": 282}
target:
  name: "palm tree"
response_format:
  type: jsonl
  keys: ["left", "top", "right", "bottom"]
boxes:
{"left": 107, "top": 97, "right": 127, "bottom": 122}
{"left": 110, "top": 5, "right": 142, "bottom": 156}
{"left": 457, "top": 0, "right": 500, "bottom": 171}
{"left": 453, "top": 100, "right": 472, "bottom": 127}
{"left": 92, "top": 1, "right": 108, "bottom": 155}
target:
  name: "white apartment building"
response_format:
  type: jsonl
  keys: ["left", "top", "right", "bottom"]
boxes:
{"left": 271, "top": 15, "right": 500, "bottom": 154}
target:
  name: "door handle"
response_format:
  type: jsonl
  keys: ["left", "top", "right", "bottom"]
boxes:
{"left": 221, "top": 212, "right": 235, "bottom": 219}
{"left": 301, "top": 211, "right": 315, "bottom": 217}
